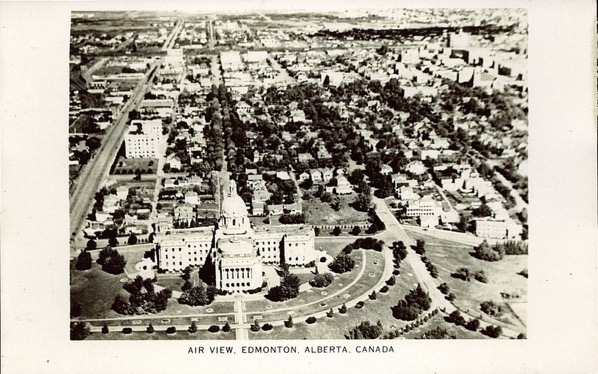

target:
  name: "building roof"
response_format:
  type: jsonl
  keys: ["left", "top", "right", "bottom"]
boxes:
{"left": 221, "top": 180, "right": 248, "bottom": 218}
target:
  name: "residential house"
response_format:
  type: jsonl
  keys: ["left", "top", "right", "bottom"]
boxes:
{"left": 155, "top": 213, "right": 174, "bottom": 233}
{"left": 407, "top": 161, "right": 427, "bottom": 175}
{"left": 247, "top": 174, "right": 264, "bottom": 189}
{"left": 185, "top": 191, "right": 200, "bottom": 206}
{"left": 252, "top": 200, "right": 265, "bottom": 216}
{"left": 334, "top": 176, "right": 353, "bottom": 195}
{"left": 309, "top": 169, "right": 323, "bottom": 183}
{"left": 298, "top": 153, "right": 314, "bottom": 163}
{"left": 174, "top": 204, "right": 195, "bottom": 222}
{"left": 298, "top": 171, "right": 310, "bottom": 182}
{"left": 116, "top": 186, "right": 129, "bottom": 201}
{"left": 380, "top": 164, "right": 393, "bottom": 175}
{"left": 166, "top": 154, "right": 182, "bottom": 170}
{"left": 284, "top": 203, "right": 303, "bottom": 215}
{"left": 421, "top": 149, "right": 441, "bottom": 160}
{"left": 267, "top": 204, "right": 284, "bottom": 216}
{"left": 321, "top": 168, "right": 334, "bottom": 183}
{"left": 276, "top": 171, "right": 291, "bottom": 181}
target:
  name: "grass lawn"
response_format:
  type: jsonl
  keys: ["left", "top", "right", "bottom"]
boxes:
{"left": 123, "top": 248, "right": 149, "bottom": 275}
{"left": 244, "top": 245, "right": 382, "bottom": 319}
{"left": 87, "top": 330, "right": 235, "bottom": 341}
{"left": 406, "top": 230, "right": 527, "bottom": 331}
{"left": 112, "top": 156, "right": 158, "bottom": 175}
{"left": 313, "top": 237, "right": 356, "bottom": 256}
{"left": 302, "top": 195, "right": 369, "bottom": 226}
{"left": 250, "top": 259, "right": 433, "bottom": 340}
{"left": 155, "top": 276, "right": 184, "bottom": 292}
{"left": 70, "top": 261, "right": 126, "bottom": 319}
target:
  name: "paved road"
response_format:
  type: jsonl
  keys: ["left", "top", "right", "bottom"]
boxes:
{"left": 81, "top": 57, "right": 108, "bottom": 83}
{"left": 373, "top": 197, "right": 452, "bottom": 310}
{"left": 69, "top": 22, "right": 183, "bottom": 250}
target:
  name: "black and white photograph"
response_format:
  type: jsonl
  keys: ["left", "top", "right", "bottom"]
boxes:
{"left": 67, "top": 8, "right": 529, "bottom": 342}
{"left": 1, "top": 0, "right": 596, "bottom": 373}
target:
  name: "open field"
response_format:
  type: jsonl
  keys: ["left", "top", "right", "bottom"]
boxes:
{"left": 112, "top": 156, "right": 158, "bottom": 175}
{"left": 302, "top": 194, "right": 369, "bottom": 226}
{"left": 406, "top": 230, "right": 527, "bottom": 330}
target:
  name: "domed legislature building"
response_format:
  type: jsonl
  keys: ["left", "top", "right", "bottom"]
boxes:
{"left": 155, "top": 179, "right": 316, "bottom": 293}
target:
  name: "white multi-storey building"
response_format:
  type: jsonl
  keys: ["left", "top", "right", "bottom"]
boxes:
{"left": 155, "top": 179, "right": 315, "bottom": 293}
{"left": 475, "top": 218, "right": 523, "bottom": 240}
{"left": 124, "top": 119, "right": 162, "bottom": 158}
{"left": 405, "top": 196, "right": 438, "bottom": 217}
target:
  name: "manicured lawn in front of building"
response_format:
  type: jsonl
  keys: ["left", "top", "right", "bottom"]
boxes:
{"left": 70, "top": 261, "right": 127, "bottom": 319}
{"left": 244, "top": 248, "right": 385, "bottom": 321}
{"left": 250, "top": 259, "right": 434, "bottom": 340}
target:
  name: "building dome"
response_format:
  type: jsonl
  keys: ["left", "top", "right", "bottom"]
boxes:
{"left": 219, "top": 180, "right": 250, "bottom": 233}
{"left": 221, "top": 193, "right": 248, "bottom": 218}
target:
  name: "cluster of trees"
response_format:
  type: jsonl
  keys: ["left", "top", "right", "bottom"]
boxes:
{"left": 381, "top": 309, "right": 440, "bottom": 339}
{"left": 75, "top": 250, "right": 93, "bottom": 270}
{"left": 482, "top": 325, "right": 503, "bottom": 338}
{"left": 473, "top": 240, "right": 504, "bottom": 261}
{"left": 363, "top": 157, "right": 395, "bottom": 199}
{"left": 179, "top": 282, "right": 216, "bottom": 307}
{"left": 328, "top": 252, "right": 355, "bottom": 273}
{"left": 112, "top": 276, "right": 172, "bottom": 315}
{"left": 202, "top": 97, "right": 225, "bottom": 172}
{"left": 366, "top": 208, "right": 386, "bottom": 234}
{"left": 341, "top": 237, "right": 385, "bottom": 254}
{"left": 97, "top": 246, "right": 126, "bottom": 274}
{"left": 421, "top": 256, "right": 439, "bottom": 278}
{"left": 391, "top": 241, "right": 408, "bottom": 267}
{"left": 353, "top": 184, "right": 373, "bottom": 212}
{"left": 346, "top": 320, "right": 384, "bottom": 340}
{"left": 70, "top": 303, "right": 82, "bottom": 318}
{"left": 263, "top": 176, "right": 296, "bottom": 205}
{"left": 480, "top": 300, "right": 504, "bottom": 318}
{"left": 392, "top": 285, "right": 432, "bottom": 321}
{"left": 310, "top": 273, "right": 334, "bottom": 288}
{"left": 70, "top": 322, "right": 90, "bottom": 340}
{"left": 447, "top": 310, "right": 481, "bottom": 332}
{"left": 438, "top": 282, "right": 456, "bottom": 301}
{"left": 414, "top": 239, "right": 426, "bottom": 255}
{"left": 494, "top": 161, "right": 528, "bottom": 201}
{"left": 451, "top": 267, "right": 488, "bottom": 283}
{"left": 498, "top": 240, "right": 528, "bottom": 255}
{"left": 250, "top": 320, "right": 261, "bottom": 332}
{"left": 417, "top": 326, "right": 457, "bottom": 339}
{"left": 472, "top": 203, "right": 493, "bottom": 218}
{"left": 474, "top": 240, "right": 528, "bottom": 262}
{"left": 93, "top": 187, "right": 109, "bottom": 213}
{"left": 279, "top": 213, "right": 305, "bottom": 224}
{"left": 266, "top": 269, "right": 301, "bottom": 302}
{"left": 284, "top": 315, "right": 294, "bottom": 328}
